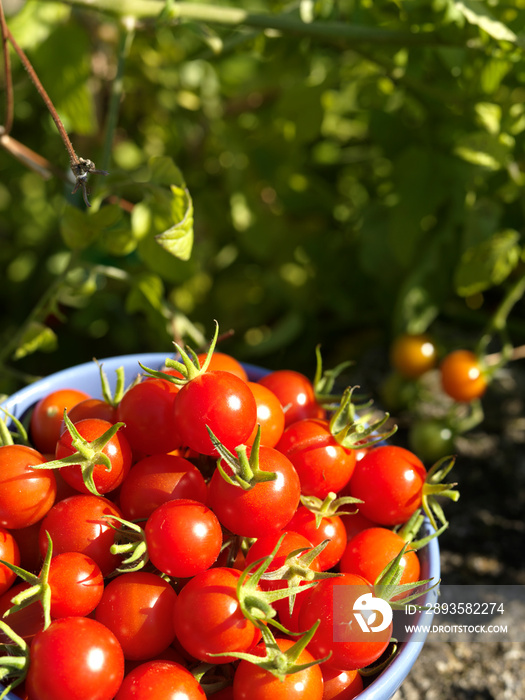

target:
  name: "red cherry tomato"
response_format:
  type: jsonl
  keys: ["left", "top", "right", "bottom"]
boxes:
{"left": 207, "top": 446, "right": 301, "bottom": 538}
{"left": 173, "top": 370, "right": 257, "bottom": 456}
{"left": 390, "top": 333, "right": 436, "bottom": 379}
{"left": 145, "top": 499, "right": 222, "bottom": 578}
{"left": 348, "top": 445, "right": 426, "bottom": 526}
{"left": 66, "top": 397, "right": 117, "bottom": 425}
{"left": 232, "top": 636, "right": 324, "bottom": 700}
{"left": 38, "top": 494, "right": 123, "bottom": 577}
{"left": 95, "top": 571, "right": 177, "bottom": 660}
{"left": 0, "top": 526, "right": 21, "bottom": 595}
{"left": 440, "top": 349, "right": 487, "bottom": 402}
{"left": 339, "top": 527, "right": 421, "bottom": 595}
{"left": 25, "top": 616, "right": 125, "bottom": 700}
{"left": 48, "top": 551, "right": 104, "bottom": 618}
{"left": 276, "top": 418, "right": 356, "bottom": 498}
{"left": 55, "top": 418, "right": 132, "bottom": 495}
{"left": 114, "top": 660, "right": 206, "bottom": 700}
{"left": 0, "top": 445, "right": 56, "bottom": 529}
{"left": 246, "top": 381, "right": 285, "bottom": 448}
{"left": 257, "top": 369, "right": 324, "bottom": 426}
{"left": 116, "top": 377, "right": 182, "bottom": 455}
{"left": 196, "top": 351, "right": 248, "bottom": 382}
{"left": 322, "top": 666, "right": 364, "bottom": 699}
{"left": 172, "top": 566, "right": 262, "bottom": 664}
{"left": 118, "top": 452, "right": 207, "bottom": 520}
{"left": 286, "top": 505, "right": 348, "bottom": 571}
{"left": 30, "top": 388, "right": 91, "bottom": 455}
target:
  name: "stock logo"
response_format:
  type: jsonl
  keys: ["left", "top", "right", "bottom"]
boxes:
{"left": 352, "top": 592, "right": 393, "bottom": 633}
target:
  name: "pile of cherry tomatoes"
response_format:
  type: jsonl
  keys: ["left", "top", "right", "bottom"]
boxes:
{"left": 0, "top": 328, "right": 453, "bottom": 700}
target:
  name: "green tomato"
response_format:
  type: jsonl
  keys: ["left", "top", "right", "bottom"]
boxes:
{"left": 408, "top": 418, "right": 455, "bottom": 463}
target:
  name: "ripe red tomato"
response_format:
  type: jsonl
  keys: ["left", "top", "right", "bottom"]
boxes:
{"left": 145, "top": 499, "right": 222, "bottom": 578}
{"left": 440, "top": 349, "right": 487, "bottom": 402}
{"left": 48, "top": 551, "right": 104, "bottom": 618}
{"left": 339, "top": 527, "right": 421, "bottom": 593}
{"left": 173, "top": 370, "right": 257, "bottom": 456}
{"left": 232, "top": 636, "right": 324, "bottom": 700}
{"left": 55, "top": 418, "right": 132, "bottom": 495}
{"left": 348, "top": 445, "right": 426, "bottom": 526}
{"left": 30, "top": 388, "right": 91, "bottom": 455}
{"left": 95, "top": 571, "right": 177, "bottom": 660}
{"left": 66, "top": 397, "right": 117, "bottom": 425}
{"left": 246, "top": 381, "right": 285, "bottom": 448}
{"left": 0, "top": 445, "right": 56, "bottom": 529}
{"left": 257, "top": 369, "right": 324, "bottom": 427}
{"left": 118, "top": 453, "right": 207, "bottom": 520}
{"left": 196, "top": 351, "right": 248, "bottom": 382}
{"left": 322, "top": 666, "right": 364, "bottom": 699}
{"left": 114, "top": 660, "right": 206, "bottom": 700}
{"left": 116, "top": 377, "right": 182, "bottom": 455}
{"left": 299, "top": 573, "right": 392, "bottom": 671}
{"left": 276, "top": 418, "right": 356, "bottom": 498}
{"left": 207, "top": 446, "right": 301, "bottom": 538}
{"left": 38, "top": 494, "right": 123, "bottom": 577}
{"left": 390, "top": 333, "right": 436, "bottom": 379}
{"left": 25, "top": 616, "right": 125, "bottom": 700}
{"left": 172, "top": 566, "right": 262, "bottom": 664}
{"left": 286, "top": 505, "right": 348, "bottom": 571}
{"left": 0, "top": 526, "right": 21, "bottom": 595}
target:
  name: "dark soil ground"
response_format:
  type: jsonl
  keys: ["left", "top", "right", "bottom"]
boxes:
{"left": 389, "top": 365, "right": 525, "bottom": 699}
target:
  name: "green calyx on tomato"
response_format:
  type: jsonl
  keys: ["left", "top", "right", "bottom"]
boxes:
{"left": 103, "top": 515, "right": 149, "bottom": 574}
{"left": 329, "top": 385, "right": 397, "bottom": 450}
{"left": 214, "top": 613, "right": 328, "bottom": 682}
{"left": 312, "top": 344, "right": 354, "bottom": 409}
{"left": 207, "top": 425, "right": 277, "bottom": 490}
{"left": 0, "top": 531, "right": 54, "bottom": 630}
{"left": 0, "top": 407, "right": 28, "bottom": 447}
{"left": 140, "top": 319, "right": 220, "bottom": 387}
{"left": 0, "top": 617, "right": 29, "bottom": 697}
{"left": 95, "top": 359, "right": 126, "bottom": 407}
{"left": 235, "top": 538, "right": 317, "bottom": 627}
{"left": 30, "top": 410, "right": 126, "bottom": 496}
{"left": 299, "top": 491, "right": 363, "bottom": 528}
{"left": 420, "top": 454, "right": 460, "bottom": 530}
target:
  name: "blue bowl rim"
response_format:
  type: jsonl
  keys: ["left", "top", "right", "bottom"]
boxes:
{"left": 0, "top": 353, "right": 440, "bottom": 700}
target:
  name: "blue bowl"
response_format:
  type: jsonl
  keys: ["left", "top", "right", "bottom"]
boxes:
{"left": 0, "top": 353, "right": 439, "bottom": 700}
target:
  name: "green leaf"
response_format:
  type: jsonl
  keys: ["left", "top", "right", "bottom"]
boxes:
{"left": 33, "top": 22, "right": 96, "bottom": 135}
{"left": 454, "top": 230, "right": 521, "bottom": 296}
{"left": 454, "top": 132, "right": 511, "bottom": 170}
{"left": 60, "top": 205, "right": 100, "bottom": 250}
{"left": 13, "top": 322, "right": 57, "bottom": 360}
{"left": 146, "top": 157, "right": 186, "bottom": 188}
{"left": 155, "top": 186, "right": 194, "bottom": 261}
{"left": 96, "top": 205, "right": 137, "bottom": 257}
{"left": 455, "top": 1, "right": 517, "bottom": 43}
{"left": 125, "top": 272, "right": 166, "bottom": 316}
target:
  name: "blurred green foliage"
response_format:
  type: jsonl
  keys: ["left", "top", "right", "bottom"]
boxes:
{"left": 1, "top": 0, "right": 525, "bottom": 394}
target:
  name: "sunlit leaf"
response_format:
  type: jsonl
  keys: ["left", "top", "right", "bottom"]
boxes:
{"left": 454, "top": 132, "right": 511, "bottom": 170}
{"left": 60, "top": 205, "right": 100, "bottom": 250}
{"left": 455, "top": 1, "right": 517, "bottom": 43}
{"left": 454, "top": 230, "right": 521, "bottom": 296}
{"left": 13, "top": 322, "right": 57, "bottom": 360}
{"left": 155, "top": 186, "right": 194, "bottom": 261}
